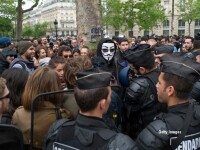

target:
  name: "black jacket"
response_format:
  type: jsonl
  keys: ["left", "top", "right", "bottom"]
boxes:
{"left": 137, "top": 101, "right": 200, "bottom": 150}
{"left": 124, "top": 69, "right": 166, "bottom": 139}
{"left": 55, "top": 114, "right": 137, "bottom": 150}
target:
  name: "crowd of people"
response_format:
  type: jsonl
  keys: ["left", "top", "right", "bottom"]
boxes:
{"left": 0, "top": 34, "right": 200, "bottom": 150}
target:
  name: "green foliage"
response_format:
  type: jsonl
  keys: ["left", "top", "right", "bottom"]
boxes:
{"left": 0, "top": 17, "right": 13, "bottom": 37}
{"left": 135, "top": 0, "right": 165, "bottom": 31}
{"left": 23, "top": 22, "right": 48, "bottom": 38}
{"left": 0, "top": 0, "right": 16, "bottom": 19}
{"left": 122, "top": 0, "right": 137, "bottom": 31}
{"left": 103, "top": 0, "right": 124, "bottom": 30}
{"left": 102, "top": 0, "right": 165, "bottom": 32}
{"left": 177, "top": 0, "right": 200, "bottom": 35}
{"left": 0, "top": 0, "right": 16, "bottom": 36}
{"left": 178, "top": 0, "right": 200, "bottom": 23}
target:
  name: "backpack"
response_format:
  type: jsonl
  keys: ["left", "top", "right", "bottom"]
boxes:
{"left": 43, "top": 118, "right": 72, "bottom": 150}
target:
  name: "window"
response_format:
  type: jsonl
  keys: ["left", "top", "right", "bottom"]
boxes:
{"left": 180, "top": 0, "right": 185, "bottom": 12}
{"left": 115, "top": 31, "right": 119, "bottom": 37}
{"left": 178, "top": 29, "right": 185, "bottom": 36}
{"left": 163, "top": 20, "right": 169, "bottom": 27}
{"left": 62, "top": 31, "right": 65, "bottom": 36}
{"left": 164, "top": 0, "right": 169, "bottom": 12}
{"left": 195, "top": 20, "right": 200, "bottom": 27}
{"left": 66, "top": 31, "right": 69, "bottom": 35}
{"left": 62, "top": 24, "right": 64, "bottom": 28}
{"left": 178, "top": 20, "right": 185, "bottom": 27}
{"left": 194, "top": 29, "right": 200, "bottom": 36}
{"left": 128, "top": 31, "right": 133, "bottom": 37}
{"left": 163, "top": 30, "right": 169, "bottom": 36}
{"left": 144, "top": 30, "right": 149, "bottom": 36}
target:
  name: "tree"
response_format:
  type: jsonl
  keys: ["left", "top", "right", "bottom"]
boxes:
{"left": 0, "top": 17, "right": 13, "bottom": 36}
{"left": 23, "top": 22, "right": 48, "bottom": 38}
{"left": 103, "top": 0, "right": 124, "bottom": 31}
{"left": 135, "top": 0, "right": 165, "bottom": 33}
{"left": 177, "top": 0, "right": 200, "bottom": 36}
{"left": 76, "top": 0, "right": 103, "bottom": 46}
{"left": 122, "top": 0, "right": 137, "bottom": 31}
{"left": 0, "top": 0, "right": 16, "bottom": 36}
{"left": 16, "top": 0, "right": 40, "bottom": 40}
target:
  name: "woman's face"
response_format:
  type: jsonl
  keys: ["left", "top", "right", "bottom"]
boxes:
{"left": 54, "top": 63, "right": 64, "bottom": 81}
{"left": 38, "top": 49, "right": 46, "bottom": 59}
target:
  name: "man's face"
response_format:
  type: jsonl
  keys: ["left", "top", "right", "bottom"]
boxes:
{"left": 184, "top": 39, "right": 193, "bottom": 51}
{"left": 156, "top": 72, "right": 169, "bottom": 103}
{"left": 0, "top": 86, "right": 10, "bottom": 114}
{"left": 24, "top": 46, "right": 35, "bottom": 60}
{"left": 41, "top": 38, "right": 48, "bottom": 45}
{"left": 80, "top": 48, "right": 89, "bottom": 56}
{"left": 118, "top": 41, "right": 129, "bottom": 52}
{"left": 62, "top": 51, "right": 73, "bottom": 61}
{"left": 71, "top": 40, "right": 77, "bottom": 48}
{"left": 101, "top": 43, "right": 115, "bottom": 61}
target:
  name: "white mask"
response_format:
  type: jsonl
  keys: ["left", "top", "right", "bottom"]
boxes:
{"left": 101, "top": 43, "right": 115, "bottom": 61}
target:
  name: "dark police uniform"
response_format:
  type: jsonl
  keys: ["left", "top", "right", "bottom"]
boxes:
{"left": 137, "top": 101, "right": 200, "bottom": 150}
{"left": 54, "top": 114, "right": 137, "bottom": 150}
{"left": 124, "top": 68, "right": 166, "bottom": 139}
{"left": 53, "top": 68, "right": 137, "bottom": 150}
{"left": 136, "top": 55, "right": 200, "bottom": 150}
{"left": 122, "top": 44, "right": 167, "bottom": 139}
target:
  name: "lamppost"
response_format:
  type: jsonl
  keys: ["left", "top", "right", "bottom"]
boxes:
{"left": 54, "top": 19, "right": 58, "bottom": 40}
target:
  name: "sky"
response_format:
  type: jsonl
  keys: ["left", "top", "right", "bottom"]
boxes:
{"left": 23, "top": 0, "right": 43, "bottom": 10}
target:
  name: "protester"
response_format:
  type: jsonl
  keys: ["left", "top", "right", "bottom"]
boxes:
{"left": 10, "top": 41, "right": 36, "bottom": 74}
{"left": 0, "top": 48, "right": 17, "bottom": 74}
{"left": 12, "top": 67, "right": 71, "bottom": 149}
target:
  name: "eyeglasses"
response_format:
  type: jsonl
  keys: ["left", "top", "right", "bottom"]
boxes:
{"left": 0, "top": 93, "right": 10, "bottom": 100}
{"left": 63, "top": 55, "right": 73, "bottom": 58}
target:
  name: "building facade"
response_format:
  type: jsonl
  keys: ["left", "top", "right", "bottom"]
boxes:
{"left": 23, "top": 0, "right": 200, "bottom": 38}
{"left": 108, "top": 0, "right": 200, "bottom": 38}
{"left": 23, "top": 0, "right": 77, "bottom": 38}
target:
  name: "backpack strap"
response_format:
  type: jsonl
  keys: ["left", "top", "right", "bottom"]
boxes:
{"left": 43, "top": 118, "right": 73, "bottom": 150}
{"left": 18, "top": 62, "right": 26, "bottom": 69}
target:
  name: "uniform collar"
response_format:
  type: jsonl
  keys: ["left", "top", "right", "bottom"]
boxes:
{"left": 76, "top": 113, "right": 109, "bottom": 129}
{"left": 168, "top": 101, "right": 189, "bottom": 114}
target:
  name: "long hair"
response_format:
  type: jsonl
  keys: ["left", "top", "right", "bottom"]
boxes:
{"left": 22, "top": 67, "right": 63, "bottom": 111}
{"left": 1, "top": 68, "right": 29, "bottom": 113}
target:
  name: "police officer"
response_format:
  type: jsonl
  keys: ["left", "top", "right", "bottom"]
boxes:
{"left": 54, "top": 68, "right": 137, "bottom": 150}
{"left": 123, "top": 44, "right": 166, "bottom": 139}
{"left": 136, "top": 55, "right": 200, "bottom": 150}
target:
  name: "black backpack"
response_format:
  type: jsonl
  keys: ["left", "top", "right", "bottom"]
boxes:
{"left": 43, "top": 118, "right": 72, "bottom": 150}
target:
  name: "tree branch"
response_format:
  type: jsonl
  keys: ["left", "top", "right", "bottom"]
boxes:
{"left": 23, "top": 0, "right": 39, "bottom": 13}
